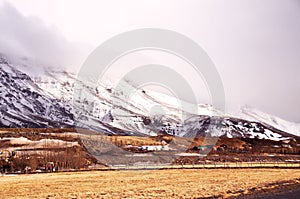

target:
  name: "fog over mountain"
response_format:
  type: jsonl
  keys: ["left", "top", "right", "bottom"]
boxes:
{"left": 0, "top": 2, "right": 92, "bottom": 74}
{"left": 0, "top": 0, "right": 300, "bottom": 123}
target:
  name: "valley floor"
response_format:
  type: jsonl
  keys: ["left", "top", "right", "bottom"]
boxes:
{"left": 0, "top": 169, "right": 300, "bottom": 198}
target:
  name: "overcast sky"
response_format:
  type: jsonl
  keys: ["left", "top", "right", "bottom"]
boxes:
{"left": 0, "top": 0, "right": 299, "bottom": 122}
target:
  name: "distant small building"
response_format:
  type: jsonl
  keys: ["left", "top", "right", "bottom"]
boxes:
{"left": 45, "top": 162, "right": 55, "bottom": 172}
{"left": 194, "top": 145, "right": 214, "bottom": 151}
{"left": 139, "top": 145, "right": 169, "bottom": 151}
{"left": 282, "top": 144, "right": 292, "bottom": 148}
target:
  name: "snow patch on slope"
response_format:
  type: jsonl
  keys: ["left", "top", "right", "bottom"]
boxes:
{"left": 241, "top": 106, "right": 300, "bottom": 137}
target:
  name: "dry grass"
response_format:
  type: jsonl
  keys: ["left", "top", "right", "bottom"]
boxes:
{"left": 107, "top": 135, "right": 162, "bottom": 146}
{"left": 0, "top": 169, "right": 300, "bottom": 198}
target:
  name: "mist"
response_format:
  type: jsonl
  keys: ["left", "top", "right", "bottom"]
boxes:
{"left": 0, "top": 2, "right": 91, "bottom": 73}
{"left": 0, "top": 1, "right": 300, "bottom": 122}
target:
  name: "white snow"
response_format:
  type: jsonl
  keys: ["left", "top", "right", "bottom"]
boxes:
{"left": 241, "top": 106, "right": 300, "bottom": 137}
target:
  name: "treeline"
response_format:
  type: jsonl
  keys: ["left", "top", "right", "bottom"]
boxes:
{"left": 1, "top": 146, "right": 96, "bottom": 173}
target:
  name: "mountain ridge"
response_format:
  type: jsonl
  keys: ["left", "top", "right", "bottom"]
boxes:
{"left": 0, "top": 54, "right": 299, "bottom": 142}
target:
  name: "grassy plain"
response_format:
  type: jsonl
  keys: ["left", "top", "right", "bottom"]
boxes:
{"left": 0, "top": 169, "right": 300, "bottom": 198}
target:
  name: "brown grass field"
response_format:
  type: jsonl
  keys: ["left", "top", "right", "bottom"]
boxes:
{"left": 0, "top": 169, "right": 300, "bottom": 198}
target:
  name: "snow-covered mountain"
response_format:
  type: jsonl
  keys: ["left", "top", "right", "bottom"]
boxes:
{"left": 0, "top": 54, "right": 299, "bottom": 142}
{"left": 241, "top": 106, "right": 300, "bottom": 137}
{"left": 0, "top": 55, "right": 73, "bottom": 127}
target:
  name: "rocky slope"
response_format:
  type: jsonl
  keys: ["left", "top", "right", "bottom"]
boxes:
{"left": 0, "top": 55, "right": 73, "bottom": 128}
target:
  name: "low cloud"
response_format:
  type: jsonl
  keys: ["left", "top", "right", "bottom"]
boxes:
{"left": 0, "top": 2, "right": 91, "bottom": 72}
